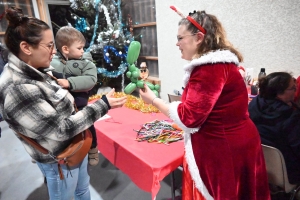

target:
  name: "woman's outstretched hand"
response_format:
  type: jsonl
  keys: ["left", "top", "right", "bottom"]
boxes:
{"left": 139, "top": 84, "right": 157, "bottom": 104}
{"left": 106, "top": 88, "right": 127, "bottom": 109}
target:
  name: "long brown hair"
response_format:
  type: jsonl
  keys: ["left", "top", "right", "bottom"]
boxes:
{"left": 179, "top": 11, "right": 243, "bottom": 62}
{"left": 4, "top": 7, "right": 50, "bottom": 56}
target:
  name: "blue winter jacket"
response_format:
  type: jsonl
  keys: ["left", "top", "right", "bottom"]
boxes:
{"left": 249, "top": 95, "right": 300, "bottom": 184}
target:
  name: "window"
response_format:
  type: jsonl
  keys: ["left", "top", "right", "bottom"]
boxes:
{"left": 123, "top": 0, "right": 158, "bottom": 78}
{"left": 0, "top": 0, "right": 40, "bottom": 44}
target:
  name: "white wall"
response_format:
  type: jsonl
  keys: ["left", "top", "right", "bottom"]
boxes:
{"left": 156, "top": 0, "right": 300, "bottom": 101}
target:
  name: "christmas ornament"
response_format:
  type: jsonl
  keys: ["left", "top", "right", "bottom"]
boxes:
{"left": 75, "top": 17, "right": 88, "bottom": 32}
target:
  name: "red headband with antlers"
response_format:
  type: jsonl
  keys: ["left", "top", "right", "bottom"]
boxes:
{"left": 170, "top": 6, "right": 206, "bottom": 34}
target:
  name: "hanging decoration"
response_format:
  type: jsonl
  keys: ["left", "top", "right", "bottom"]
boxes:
{"left": 97, "top": 63, "right": 127, "bottom": 78}
{"left": 66, "top": 0, "right": 137, "bottom": 92}
{"left": 74, "top": 17, "right": 89, "bottom": 32}
{"left": 86, "top": 0, "right": 101, "bottom": 52}
{"left": 103, "top": 45, "right": 126, "bottom": 63}
{"left": 96, "top": 4, "right": 115, "bottom": 43}
{"left": 69, "top": 0, "right": 78, "bottom": 9}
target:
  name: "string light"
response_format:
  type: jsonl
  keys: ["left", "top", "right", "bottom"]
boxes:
{"left": 97, "top": 63, "right": 127, "bottom": 78}
{"left": 103, "top": 45, "right": 126, "bottom": 63}
{"left": 71, "top": 0, "right": 135, "bottom": 85}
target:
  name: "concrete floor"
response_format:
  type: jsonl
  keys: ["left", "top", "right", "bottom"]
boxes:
{"left": 2, "top": 119, "right": 288, "bottom": 200}
{"left": 0, "top": 120, "right": 182, "bottom": 200}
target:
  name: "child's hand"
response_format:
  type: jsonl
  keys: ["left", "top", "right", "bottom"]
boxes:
{"left": 57, "top": 79, "right": 70, "bottom": 89}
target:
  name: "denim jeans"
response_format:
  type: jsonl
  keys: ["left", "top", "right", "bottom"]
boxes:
{"left": 37, "top": 156, "right": 90, "bottom": 200}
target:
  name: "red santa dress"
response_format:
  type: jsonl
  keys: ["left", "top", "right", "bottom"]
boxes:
{"left": 169, "top": 50, "right": 270, "bottom": 200}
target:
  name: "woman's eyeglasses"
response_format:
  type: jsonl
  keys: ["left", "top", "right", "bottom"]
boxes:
{"left": 177, "top": 33, "right": 197, "bottom": 42}
{"left": 39, "top": 42, "right": 55, "bottom": 52}
{"left": 140, "top": 69, "right": 147, "bottom": 73}
{"left": 286, "top": 85, "right": 297, "bottom": 91}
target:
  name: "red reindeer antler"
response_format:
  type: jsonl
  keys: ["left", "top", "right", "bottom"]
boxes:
{"left": 170, "top": 6, "right": 185, "bottom": 18}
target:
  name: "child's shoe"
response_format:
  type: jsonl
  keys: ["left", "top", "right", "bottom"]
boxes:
{"left": 88, "top": 147, "right": 99, "bottom": 166}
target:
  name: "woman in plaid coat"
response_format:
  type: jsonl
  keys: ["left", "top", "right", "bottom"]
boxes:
{"left": 0, "top": 7, "right": 126, "bottom": 200}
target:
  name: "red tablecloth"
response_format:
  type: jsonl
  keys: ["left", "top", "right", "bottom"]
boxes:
{"left": 94, "top": 107, "right": 184, "bottom": 199}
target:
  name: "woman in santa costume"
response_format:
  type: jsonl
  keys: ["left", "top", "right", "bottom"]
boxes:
{"left": 139, "top": 7, "right": 270, "bottom": 200}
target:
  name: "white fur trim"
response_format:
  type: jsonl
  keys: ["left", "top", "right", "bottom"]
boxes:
{"left": 168, "top": 101, "right": 199, "bottom": 135}
{"left": 185, "top": 133, "right": 214, "bottom": 200}
{"left": 169, "top": 102, "right": 214, "bottom": 199}
{"left": 183, "top": 50, "right": 239, "bottom": 87}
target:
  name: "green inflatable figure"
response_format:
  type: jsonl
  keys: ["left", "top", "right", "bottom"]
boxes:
{"left": 124, "top": 41, "right": 160, "bottom": 96}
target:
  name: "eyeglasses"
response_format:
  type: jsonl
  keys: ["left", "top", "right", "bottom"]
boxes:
{"left": 177, "top": 33, "right": 197, "bottom": 42}
{"left": 39, "top": 42, "right": 55, "bottom": 52}
{"left": 286, "top": 85, "right": 297, "bottom": 91}
{"left": 140, "top": 69, "right": 147, "bottom": 73}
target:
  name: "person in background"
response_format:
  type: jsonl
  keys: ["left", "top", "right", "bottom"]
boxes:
{"left": 139, "top": 8, "right": 270, "bottom": 200}
{"left": 249, "top": 72, "right": 300, "bottom": 185}
{"left": 294, "top": 75, "right": 300, "bottom": 106}
{"left": 0, "top": 7, "right": 126, "bottom": 199}
{"left": 0, "top": 43, "right": 9, "bottom": 74}
{"left": 0, "top": 44, "right": 9, "bottom": 122}
{"left": 50, "top": 26, "right": 99, "bottom": 166}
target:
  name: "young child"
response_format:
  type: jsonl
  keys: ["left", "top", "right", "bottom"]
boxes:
{"left": 50, "top": 26, "right": 99, "bottom": 166}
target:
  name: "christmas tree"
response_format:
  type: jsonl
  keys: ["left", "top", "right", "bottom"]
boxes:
{"left": 49, "top": 0, "right": 137, "bottom": 94}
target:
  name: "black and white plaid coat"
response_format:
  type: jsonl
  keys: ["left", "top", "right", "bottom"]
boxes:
{"left": 0, "top": 53, "right": 109, "bottom": 163}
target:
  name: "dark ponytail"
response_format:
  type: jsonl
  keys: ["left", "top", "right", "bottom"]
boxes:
{"left": 4, "top": 7, "right": 50, "bottom": 56}
{"left": 5, "top": 7, "right": 25, "bottom": 27}
{"left": 258, "top": 72, "right": 292, "bottom": 99}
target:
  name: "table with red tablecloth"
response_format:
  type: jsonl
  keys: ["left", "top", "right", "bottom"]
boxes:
{"left": 94, "top": 107, "right": 184, "bottom": 199}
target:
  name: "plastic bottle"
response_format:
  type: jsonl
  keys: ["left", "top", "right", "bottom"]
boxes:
{"left": 258, "top": 68, "right": 266, "bottom": 79}
{"left": 254, "top": 68, "right": 266, "bottom": 95}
